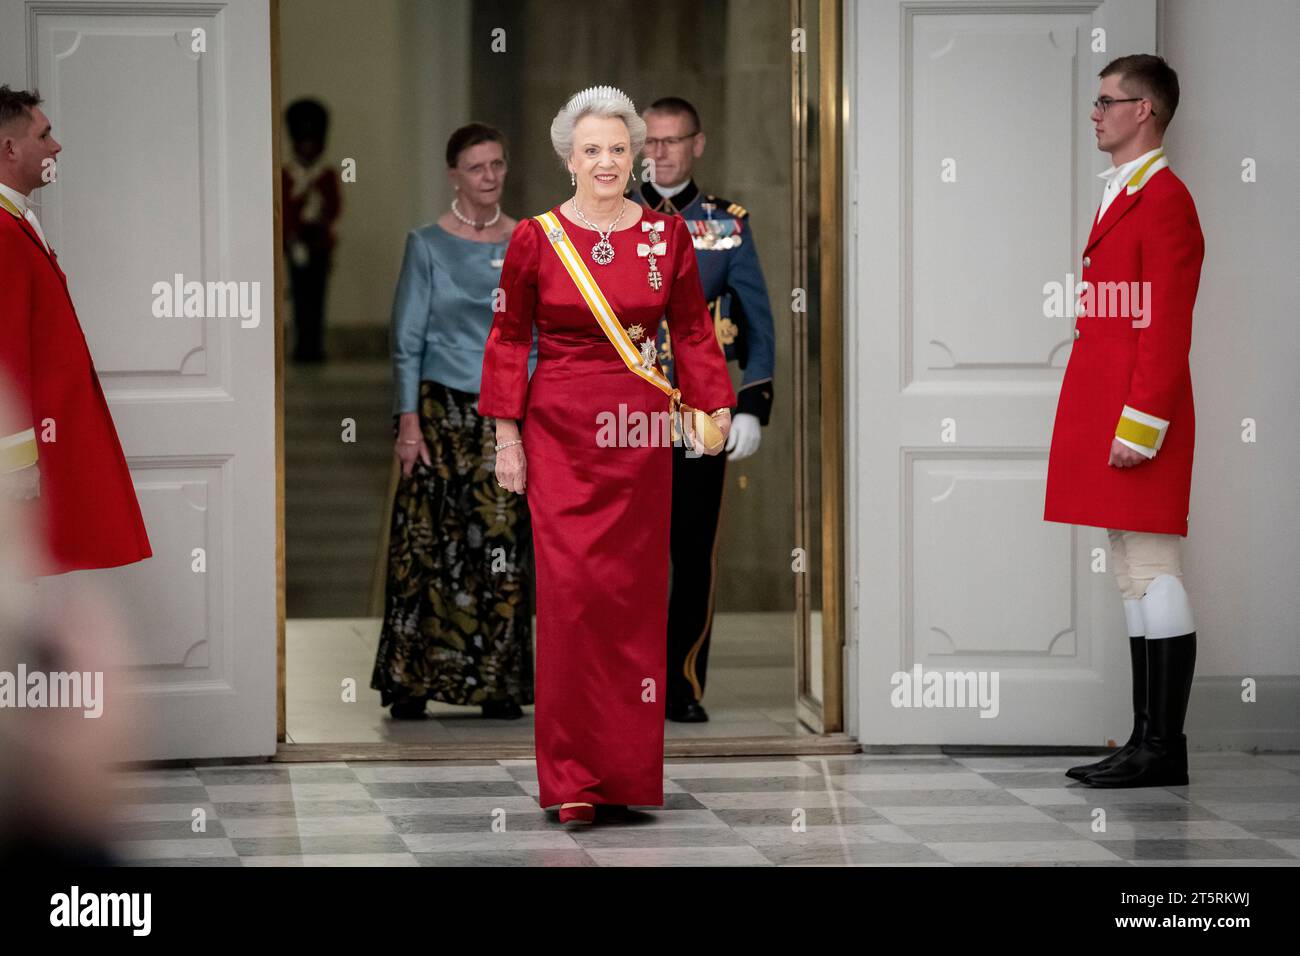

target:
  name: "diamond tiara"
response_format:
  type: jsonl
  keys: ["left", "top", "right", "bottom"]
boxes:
{"left": 565, "top": 85, "right": 637, "bottom": 115}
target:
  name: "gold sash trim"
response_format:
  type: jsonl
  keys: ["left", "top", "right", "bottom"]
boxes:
{"left": 533, "top": 211, "right": 723, "bottom": 452}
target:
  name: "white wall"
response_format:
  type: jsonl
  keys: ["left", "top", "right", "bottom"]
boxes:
{"left": 1160, "top": 0, "right": 1300, "bottom": 685}
{"left": 279, "top": 0, "right": 471, "bottom": 329}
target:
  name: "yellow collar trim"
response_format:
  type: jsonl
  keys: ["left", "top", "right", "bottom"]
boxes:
{"left": 1125, "top": 149, "right": 1168, "bottom": 194}
{"left": 0, "top": 193, "right": 23, "bottom": 219}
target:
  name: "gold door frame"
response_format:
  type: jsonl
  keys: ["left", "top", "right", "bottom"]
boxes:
{"left": 272, "top": 0, "right": 287, "bottom": 745}
{"left": 272, "top": 0, "right": 848, "bottom": 754}
{"left": 790, "top": 0, "right": 846, "bottom": 735}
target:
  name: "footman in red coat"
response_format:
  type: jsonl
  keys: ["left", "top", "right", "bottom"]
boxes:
{"left": 1044, "top": 57, "right": 1203, "bottom": 789}
{"left": 0, "top": 86, "right": 151, "bottom": 577}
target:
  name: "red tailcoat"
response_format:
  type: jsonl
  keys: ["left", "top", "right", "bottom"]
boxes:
{"left": 0, "top": 194, "right": 152, "bottom": 574}
{"left": 280, "top": 164, "right": 341, "bottom": 260}
{"left": 1044, "top": 158, "right": 1205, "bottom": 536}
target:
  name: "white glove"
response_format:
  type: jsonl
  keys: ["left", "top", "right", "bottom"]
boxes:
{"left": 724, "top": 412, "right": 761, "bottom": 461}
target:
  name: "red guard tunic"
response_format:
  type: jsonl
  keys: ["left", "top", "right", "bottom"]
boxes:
{"left": 477, "top": 207, "right": 735, "bottom": 808}
{"left": 1044, "top": 155, "right": 1205, "bottom": 536}
{"left": 0, "top": 191, "right": 152, "bottom": 575}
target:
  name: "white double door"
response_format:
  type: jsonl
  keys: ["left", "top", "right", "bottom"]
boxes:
{"left": 1, "top": 0, "right": 277, "bottom": 759}
{"left": 849, "top": 0, "right": 1157, "bottom": 744}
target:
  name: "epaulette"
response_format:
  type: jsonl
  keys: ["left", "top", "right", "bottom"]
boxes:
{"left": 710, "top": 195, "right": 748, "bottom": 218}
{"left": 703, "top": 194, "right": 749, "bottom": 219}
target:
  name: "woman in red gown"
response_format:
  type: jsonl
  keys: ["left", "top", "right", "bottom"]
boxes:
{"left": 477, "top": 86, "right": 736, "bottom": 823}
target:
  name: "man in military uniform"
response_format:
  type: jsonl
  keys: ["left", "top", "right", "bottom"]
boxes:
{"left": 630, "top": 97, "right": 776, "bottom": 722}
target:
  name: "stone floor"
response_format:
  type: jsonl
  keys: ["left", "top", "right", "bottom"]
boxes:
{"left": 105, "top": 751, "right": 1300, "bottom": 866}
{"left": 287, "top": 612, "right": 802, "bottom": 743}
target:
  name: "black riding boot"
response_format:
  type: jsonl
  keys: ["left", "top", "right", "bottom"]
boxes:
{"left": 1067, "top": 635, "right": 1148, "bottom": 780}
{"left": 1085, "top": 633, "right": 1196, "bottom": 788}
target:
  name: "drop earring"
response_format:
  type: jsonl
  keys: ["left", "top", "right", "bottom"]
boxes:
{"left": 630, "top": 168, "right": 637, "bottom": 182}
{"left": 570, "top": 170, "right": 576, "bottom": 186}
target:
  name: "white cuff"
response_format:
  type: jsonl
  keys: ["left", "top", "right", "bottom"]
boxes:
{"left": 1115, "top": 405, "right": 1169, "bottom": 455}
{"left": 1115, "top": 436, "right": 1157, "bottom": 459}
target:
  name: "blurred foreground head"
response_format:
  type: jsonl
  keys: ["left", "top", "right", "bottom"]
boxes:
{"left": 0, "top": 376, "right": 139, "bottom": 864}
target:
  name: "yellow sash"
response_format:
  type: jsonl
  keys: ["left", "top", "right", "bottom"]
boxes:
{"left": 533, "top": 210, "right": 723, "bottom": 452}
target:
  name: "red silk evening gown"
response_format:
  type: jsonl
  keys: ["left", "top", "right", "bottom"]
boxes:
{"left": 477, "top": 206, "right": 736, "bottom": 809}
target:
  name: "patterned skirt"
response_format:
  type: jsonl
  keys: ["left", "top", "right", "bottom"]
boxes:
{"left": 370, "top": 379, "right": 535, "bottom": 708}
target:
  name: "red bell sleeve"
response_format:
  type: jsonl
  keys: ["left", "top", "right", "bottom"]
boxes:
{"left": 477, "top": 217, "right": 539, "bottom": 420}
{"left": 664, "top": 215, "right": 737, "bottom": 412}
{"left": 1114, "top": 182, "right": 1205, "bottom": 455}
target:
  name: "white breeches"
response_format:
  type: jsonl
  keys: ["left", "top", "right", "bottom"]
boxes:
{"left": 1107, "top": 529, "right": 1195, "bottom": 639}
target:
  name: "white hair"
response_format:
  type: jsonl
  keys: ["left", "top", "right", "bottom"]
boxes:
{"left": 550, "top": 85, "right": 646, "bottom": 171}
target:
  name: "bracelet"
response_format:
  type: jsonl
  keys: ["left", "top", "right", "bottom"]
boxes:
{"left": 495, "top": 439, "right": 523, "bottom": 451}
{"left": 709, "top": 407, "right": 732, "bottom": 417}
{"left": 396, "top": 438, "right": 421, "bottom": 445}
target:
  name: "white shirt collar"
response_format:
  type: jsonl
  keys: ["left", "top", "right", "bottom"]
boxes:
{"left": 654, "top": 178, "right": 691, "bottom": 199}
{"left": 0, "top": 181, "right": 31, "bottom": 214}
{"left": 1098, "top": 146, "right": 1164, "bottom": 188}
{"left": 0, "top": 180, "right": 52, "bottom": 253}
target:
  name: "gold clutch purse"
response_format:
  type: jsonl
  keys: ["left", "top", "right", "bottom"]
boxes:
{"left": 670, "top": 402, "right": 726, "bottom": 453}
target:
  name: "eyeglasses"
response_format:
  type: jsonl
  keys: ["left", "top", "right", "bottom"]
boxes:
{"left": 644, "top": 132, "right": 699, "bottom": 149}
{"left": 1092, "top": 96, "right": 1149, "bottom": 115}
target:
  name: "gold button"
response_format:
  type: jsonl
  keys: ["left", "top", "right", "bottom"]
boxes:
{"left": 1083, "top": 256, "right": 1091, "bottom": 268}
{"left": 1074, "top": 328, "right": 1081, "bottom": 340}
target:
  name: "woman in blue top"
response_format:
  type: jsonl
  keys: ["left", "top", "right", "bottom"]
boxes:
{"left": 371, "top": 124, "right": 539, "bottom": 720}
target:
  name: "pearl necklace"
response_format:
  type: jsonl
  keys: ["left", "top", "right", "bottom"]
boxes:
{"left": 569, "top": 197, "right": 625, "bottom": 265}
{"left": 451, "top": 197, "right": 501, "bottom": 231}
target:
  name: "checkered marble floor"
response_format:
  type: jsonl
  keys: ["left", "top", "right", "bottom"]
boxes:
{"left": 107, "top": 752, "right": 1300, "bottom": 866}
